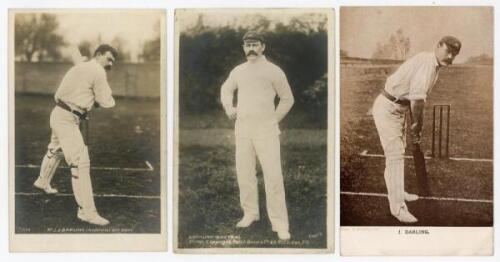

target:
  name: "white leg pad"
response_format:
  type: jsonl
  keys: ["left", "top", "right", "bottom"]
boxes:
{"left": 35, "top": 149, "right": 63, "bottom": 188}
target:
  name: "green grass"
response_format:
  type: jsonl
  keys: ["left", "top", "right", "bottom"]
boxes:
{"left": 178, "top": 129, "right": 327, "bottom": 249}
{"left": 340, "top": 65, "right": 493, "bottom": 226}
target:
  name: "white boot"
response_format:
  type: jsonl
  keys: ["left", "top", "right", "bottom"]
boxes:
{"left": 77, "top": 208, "right": 110, "bottom": 226}
{"left": 277, "top": 231, "right": 291, "bottom": 240}
{"left": 393, "top": 205, "right": 418, "bottom": 223}
{"left": 34, "top": 179, "right": 58, "bottom": 194}
{"left": 236, "top": 214, "right": 259, "bottom": 228}
{"left": 404, "top": 192, "right": 419, "bottom": 202}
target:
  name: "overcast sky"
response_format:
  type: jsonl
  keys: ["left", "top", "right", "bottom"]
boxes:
{"left": 53, "top": 10, "right": 162, "bottom": 61}
{"left": 340, "top": 7, "right": 493, "bottom": 63}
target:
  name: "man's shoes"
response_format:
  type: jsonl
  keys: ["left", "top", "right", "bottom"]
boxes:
{"left": 236, "top": 215, "right": 259, "bottom": 228}
{"left": 393, "top": 206, "right": 418, "bottom": 223}
{"left": 77, "top": 209, "right": 110, "bottom": 226}
{"left": 404, "top": 192, "right": 419, "bottom": 202}
{"left": 33, "top": 179, "right": 58, "bottom": 194}
{"left": 277, "top": 231, "right": 291, "bottom": 240}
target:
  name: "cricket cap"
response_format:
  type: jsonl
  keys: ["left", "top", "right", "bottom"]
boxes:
{"left": 243, "top": 31, "right": 265, "bottom": 43}
{"left": 439, "top": 36, "right": 461, "bottom": 54}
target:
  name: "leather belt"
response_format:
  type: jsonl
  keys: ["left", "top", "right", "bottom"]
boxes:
{"left": 56, "top": 100, "right": 88, "bottom": 119}
{"left": 381, "top": 90, "right": 410, "bottom": 106}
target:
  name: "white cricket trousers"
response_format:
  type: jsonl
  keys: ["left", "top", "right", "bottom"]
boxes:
{"left": 372, "top": 94, "right": 408, "bottom": 216}
{"left": 47, "top": 106, "right": 97, "bottom": 212}
{"left": 235, "top": 134, "right": 289, "bottom": 232}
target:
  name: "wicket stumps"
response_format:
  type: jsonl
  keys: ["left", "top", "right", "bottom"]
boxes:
{"left": 431, "top": 104, "right": 450, "bottom": 158}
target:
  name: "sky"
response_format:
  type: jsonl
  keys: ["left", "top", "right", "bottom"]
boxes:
{"left": 53, "top": 10, "right": 162, "bottom": 62}
{"left": 340, "top": 7, "right": 493, "bottom": 63}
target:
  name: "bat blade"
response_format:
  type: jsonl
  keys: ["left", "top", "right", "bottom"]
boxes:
{"left": 413, "top": 143, "right": 430, "bottom": 196}
{"left": 79, "top": 117, "right": 90, "bottom": 146}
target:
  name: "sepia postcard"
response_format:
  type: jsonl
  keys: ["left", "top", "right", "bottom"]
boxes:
{"left": 9, "top": 9, "right": 167, "bottom": 252}
{"left": 173, "top": 8, "right": 335, "bottom": 253}
{"left": 339, "top": 6, "right": 493, "bottom": 256}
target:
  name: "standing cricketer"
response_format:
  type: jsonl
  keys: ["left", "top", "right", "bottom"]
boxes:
{"left": 220, "top": 31, "right": 294, "bottom": 240}
{"left": 33, "top": 44, "right": 118, "bottom": 226}
{"left": 372, "top": 36, "right": 461, "bottom": 223}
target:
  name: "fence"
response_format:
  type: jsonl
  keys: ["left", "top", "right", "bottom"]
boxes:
{"left": 14, "top": 62, "right": 160, "bottom": 98}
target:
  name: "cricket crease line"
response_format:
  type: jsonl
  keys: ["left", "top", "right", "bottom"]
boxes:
{"left": 15, "top": 163, "right": 155, "bottom": 172}
{"left": 15, "top": 192, "right": 160, "bottom": 199}
{"left": 359, "top": 150, "right": 493, "bottom": 162}
{"left": 341, "top": 191, "right": 493, "bottom": 204}
{"left": 145, "top": 160, "right": 154, "bottom": 171}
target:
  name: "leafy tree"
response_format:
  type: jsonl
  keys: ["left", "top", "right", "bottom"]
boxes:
{"left": 15, "top": 13, "right": 66, "bottom": 62}
{"left": 141, "top": 20, "right": 161, "bottom": 62}
{"left": 372, "top": 28, "right": 410, "bottom": 60}
{"left": 111, "top": 36, "right": 131, "bottom": 62}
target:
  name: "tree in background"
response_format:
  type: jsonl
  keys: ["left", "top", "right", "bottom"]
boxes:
{"left": 141, "top": 20, "right": 161, "bottom": 62}
{"left": 15, "top": 13, "right": 66, "bottom": 62}
{"left": 465, "top": 53, "right": 493, "bottom": 65}
{"left": 372, "top": 28, "right": 410, "bottom": 60}
{"left": 111, "top": 36, "right": 131, "bottom": 62}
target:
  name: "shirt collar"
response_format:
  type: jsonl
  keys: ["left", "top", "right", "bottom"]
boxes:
{"left": 432, "top": 53, "right": 443, "bottom": 69}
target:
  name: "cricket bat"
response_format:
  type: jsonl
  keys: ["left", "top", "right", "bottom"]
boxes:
{"left": 408, "top": 108, "right": 431, "bottom": 196}
{"left": 412, "top": 143, "right": 430, "bottom": 196}
{"left": 69, "top": 45, "right": 88, "bottom": 65}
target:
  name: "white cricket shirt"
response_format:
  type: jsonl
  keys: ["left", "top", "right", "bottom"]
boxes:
{"left": 221, "top": 56, "right": 294, "bottom": 138}
{"left": 55, "top": 59, "right": 115, "bottom": 111}
{"left": 384, "top": 52, "right": 441, "bottom": 101}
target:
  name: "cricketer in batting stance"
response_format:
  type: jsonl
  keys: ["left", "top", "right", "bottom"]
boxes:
{"left": 33, "top": 44, "right": 118, "bottom": 226}
{"left": 372, "top": 36, "right": 461, "bottom": 223}
{"left": 220, "top": 31, "right": 294, "bottom": 240}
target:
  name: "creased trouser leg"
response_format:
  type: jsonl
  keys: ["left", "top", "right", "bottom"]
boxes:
{"left": 384, "top": 140, "right": 406, "bottom": 215}
{"left": 254, "top": 135, "right": 289, "bottom": 232}
{"left": 235, "top": 135, "right": 259, "bottom": 218}
{"left": 372, "top": 94, "right": 408, "bottom": 216}
{"left": 50, "top": 107, "right": 97, "bottom": 212}
{"left": 70, "top": 146, "right": 96, "bottom": 212}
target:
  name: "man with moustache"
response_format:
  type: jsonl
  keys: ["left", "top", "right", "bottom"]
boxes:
{"left": 33, "top": 44, "right": 118, "bottom": 226}
{"left": 220, "top": 31, "right": 294, "bottom": 240}
{"left": 371, "top": 36, "right": 461, "bottom": 223}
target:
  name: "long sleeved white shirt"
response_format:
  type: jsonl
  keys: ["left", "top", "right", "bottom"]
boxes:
{"left": 55, "top": 59, "right": 115, "bottom": 111}
{"left": 221, "top": 56, "right": 294, "bottom": 138}
{"left": 384, "top": 52, "right": 441, "bottom": 101}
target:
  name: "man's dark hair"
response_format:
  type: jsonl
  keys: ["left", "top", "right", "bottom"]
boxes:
{"left": 93, "top": 44, "right": 118, "bottom": 59}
